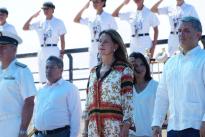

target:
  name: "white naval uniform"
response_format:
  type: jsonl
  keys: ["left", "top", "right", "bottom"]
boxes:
{"left": 30, "top": 16, "right": 67, "bottom": 83}
{"left": 0, "top": 22, "right": 17, "bottom": 34}
{"left": 80, "top": 11, "right": 118, "bottom": 68}
{"left": 119, "top": 6, "right": 159, "bottom": 55}
{"left": 158, "top": 2, "right": 199, "bottom": 56}
{"left": 0, "top": 59, "right": 37, "bottom": 137}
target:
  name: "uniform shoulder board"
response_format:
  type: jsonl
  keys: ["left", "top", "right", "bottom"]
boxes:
{"left": 15, "top": 62, "right": 27, "bottom": 68}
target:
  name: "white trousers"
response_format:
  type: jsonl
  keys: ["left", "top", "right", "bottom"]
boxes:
{"left": 0, "top": 117, "right": 21, "bottom": 137}
{"left": 168, "top": 34, "right": 180, "bottom": 56}
{"left": 130, "top": 36, "right": 152, "bottom": 55}
{"left": 38, "top": 46, "right": 60, "bottom": 83}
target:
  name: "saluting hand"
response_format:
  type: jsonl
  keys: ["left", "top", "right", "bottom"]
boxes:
{"left": 32, "top": 10, "right": 41, "bottom": 18}
{"left": 123, "top": 0, "right": 130, "bottom": 5}
{"left": 83, "top": 0, "right": 91, "bottom": 10}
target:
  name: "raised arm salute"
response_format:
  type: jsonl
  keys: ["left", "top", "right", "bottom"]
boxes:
{"left": 22, "top": 2, "right": 67, "bottom": 84}
{"left": 112, "top": 0, "right": 159, "bottom": 57}
{"left": 151, "top": 0, "right": 199, "bottom": 56}
{"left": 73, "top": 0, "right": 118, "bottom": 69}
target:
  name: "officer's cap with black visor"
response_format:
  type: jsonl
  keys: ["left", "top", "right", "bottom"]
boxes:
{"left": 0, "top": 31, "right": 22, "bottom": 46}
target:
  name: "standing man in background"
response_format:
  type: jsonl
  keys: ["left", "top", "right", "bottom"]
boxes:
{"left": 23, "top": 2, "right": 67, "bottom": 83}
{"left": 152, "top": 16, "right": 205, "bottom": 137}
{"left": 74, "top": 0, "right": 118, "bottom": 69}
{"left": 112, "top": 0, "right": 159, "bottom": 58}
{"left": 0, "top": 30, "right": 37, "bottom": 137}
{"left": 151, "top": 0, "right": 199, "bottom": 56}
{"left": 34, "top": 56, "right": 81, "bottom": 137}
{"left": 0, "top": 8, "right": 17, "bottom": 33}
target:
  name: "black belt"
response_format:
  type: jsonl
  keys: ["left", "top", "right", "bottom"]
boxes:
{"left": 170, "top": 31, "right": 178, "bottom": 35}
{"left": 41, "top": 44, "right": 57, "bottom": 47}
{"left": 131, "top": 33, "right": 149, "bottom": 37}
{"left": 35, "top": 125, "right": 70, "bottom": 135}
{"left": 91, "top": 39, "right": 99, "bottom": 42}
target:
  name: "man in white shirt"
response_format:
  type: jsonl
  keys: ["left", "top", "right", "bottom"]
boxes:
{"left": 34, "top": 56, "right": 81, "bottom": 137}
{"left": 73, "top": 0, "right": 118, "bottom": 69}
{"left": 152, "top": 16, "right": 205, "bottom": 137}
{"left": 151, "top": 0, "right": 199, "bottom": 56}
{"left": 0, "top": 8, "right": 17, "bottom": 33}
{"left": 0, "top": 30, "right": 37, "bottom": 137}
{"left": 23, "top": 2, "right": 67, "bottom": 83}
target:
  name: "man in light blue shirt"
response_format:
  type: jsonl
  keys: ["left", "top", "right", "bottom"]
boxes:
{"left": 152, "top": 16, "right": 205, "bottom": 137}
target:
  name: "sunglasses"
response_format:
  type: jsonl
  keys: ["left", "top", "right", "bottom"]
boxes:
{"left": 42, "top": 8, "right": 50, "bottom": 11}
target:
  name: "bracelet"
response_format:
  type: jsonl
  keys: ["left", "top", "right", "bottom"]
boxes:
{"left": 19, "top": 129, "right": 27, "bottom": 135}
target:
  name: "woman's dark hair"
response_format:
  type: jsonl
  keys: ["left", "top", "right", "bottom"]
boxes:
{"left": 99, "top": 29, "right": 131, "bottom": 67}
{"left": 129, "top": 52, "right": 152, "bottom": 81}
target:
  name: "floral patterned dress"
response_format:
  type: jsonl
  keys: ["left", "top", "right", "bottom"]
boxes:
{"left": 85, "top": 61, "right": 134, "bottom": 137}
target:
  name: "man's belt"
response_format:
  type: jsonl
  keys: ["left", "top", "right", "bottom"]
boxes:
{"left": 131, "top": 33, "right": 149, "bottom": 37}
{"left": 170, "top": 31, "right": 178, "bottom": 35}
{"left": 41, "top": 44, "right": 57, "bottom": 47}
{"left": 35, "top": 125, "right": 70, "bottom": 135}
{"left": 91, "top": 39, "right": 99, "bottom": 42}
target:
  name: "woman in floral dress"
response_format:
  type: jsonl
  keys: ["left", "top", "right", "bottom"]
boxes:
{"left": 83, "top": 29, "right": 134, "bottom": 137}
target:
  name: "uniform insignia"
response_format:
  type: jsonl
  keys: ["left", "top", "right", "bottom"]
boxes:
{"left": 15, "top": 62, "right": 27, "bottom": 68}
{"left": 4, "top": 76, "right": 15, "bottom": 80}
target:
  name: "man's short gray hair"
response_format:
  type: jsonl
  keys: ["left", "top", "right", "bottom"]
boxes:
{"left": 180, "top": 16, "right": 202, "bottom": 33}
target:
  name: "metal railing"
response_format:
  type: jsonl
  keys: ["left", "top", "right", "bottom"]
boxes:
{"left": 16, "top": 36, "right": 205, "bottom": 85}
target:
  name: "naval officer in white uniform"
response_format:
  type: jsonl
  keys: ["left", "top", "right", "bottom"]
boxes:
{"left": 0, "top": 30, "right": 36, "bottom": 137}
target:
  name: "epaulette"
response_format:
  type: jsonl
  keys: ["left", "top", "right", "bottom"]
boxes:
{"left": 15, "top": 62, "right": 27, "bottom": 68}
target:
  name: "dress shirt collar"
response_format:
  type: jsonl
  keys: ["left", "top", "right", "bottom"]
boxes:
{"left": 181, "top": 45, "right": 201, "bottom": 56}
{"left": 46, "top": 78, "right": 64, "bottom": 86}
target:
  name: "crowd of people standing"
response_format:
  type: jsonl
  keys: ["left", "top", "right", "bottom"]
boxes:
{"left": 0, "top": 0, "right": 205, "bottom": 137}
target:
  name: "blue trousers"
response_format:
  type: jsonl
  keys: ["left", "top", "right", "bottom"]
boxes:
{"left": 167, "top": 128, "right": 200, "bottom": 137}
{"left": 35, "top": 129, "right": 70, "bottom": 137}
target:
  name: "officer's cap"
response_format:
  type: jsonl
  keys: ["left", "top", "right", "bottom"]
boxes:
{"left": 0, "top": 31, "right": 22, "bottom": 46}
{"left": 0, "top": 8, "right": 8, "bottom": 15}
{"left": 42, "top": 2, "right": 55, "bottom": 9}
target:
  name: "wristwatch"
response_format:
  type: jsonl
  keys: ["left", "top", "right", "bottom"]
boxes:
{"left": 19, "top": 129, "right": 27, "bottom": 136}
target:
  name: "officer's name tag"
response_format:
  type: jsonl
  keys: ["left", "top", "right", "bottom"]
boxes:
{"left": 4, "top": 76, "right": 15, "bottom": 80}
